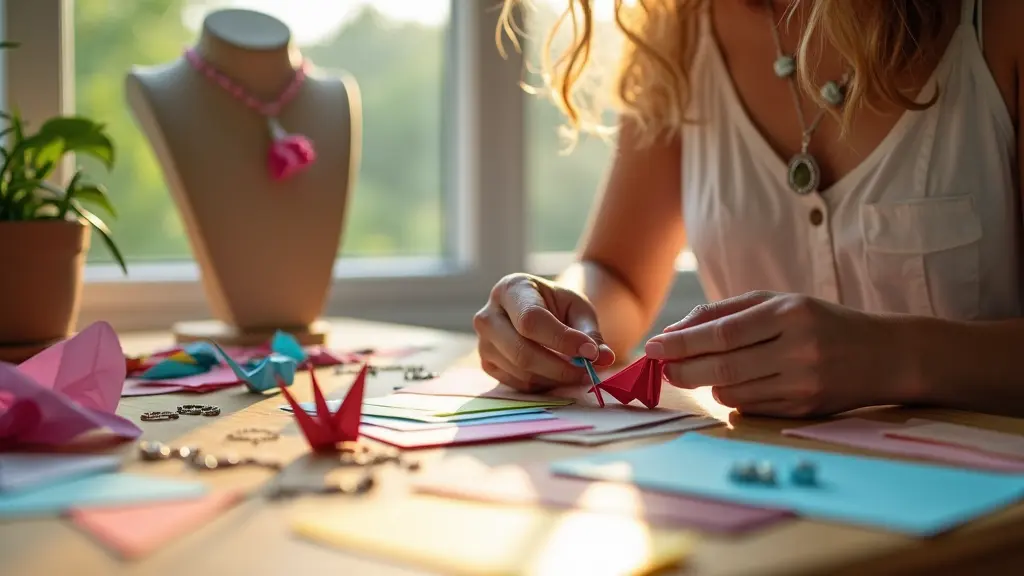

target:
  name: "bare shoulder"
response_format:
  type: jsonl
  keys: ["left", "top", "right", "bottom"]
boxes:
{"left": 978, "top": 0, "right": 1023, "bottom": 123}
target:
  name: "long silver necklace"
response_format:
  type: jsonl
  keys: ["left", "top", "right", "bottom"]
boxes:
{"left": 764, "top": 0, "right": 850, "bottom": 195}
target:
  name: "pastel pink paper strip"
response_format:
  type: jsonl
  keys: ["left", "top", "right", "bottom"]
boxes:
{"left": 120, "top": 382, "right": 189, "bottom": 397}
{"left": 0, "top": 322, "right": 141, "bottom": 447}
{"left": 136, "top": 366, "right": 242, "bottom": 389}
{"left": 69, "top": 490, "right": 242, "bottom": 559}
{"left": 413, "top": 460, "right": 791, "bottom": 533}
{"left": 782, "top": 418, "right": 1024, "bottom": 473}
{"left": 359, "top": 418, "right": 592, "bottom": 449}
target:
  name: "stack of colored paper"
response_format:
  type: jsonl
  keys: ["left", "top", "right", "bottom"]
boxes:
{"left": 282, "top": 391, "right": 590, "bottom": 449}
{"left": 356, "top": 393, "right": 590, "bottom": 448}
{"left": 391, "top": 367, "right": 723, "bottom": 446}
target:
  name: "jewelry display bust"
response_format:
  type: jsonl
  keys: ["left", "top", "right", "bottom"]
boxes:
{"left": 125, "top": 9, "right": 361, "bottom": 345}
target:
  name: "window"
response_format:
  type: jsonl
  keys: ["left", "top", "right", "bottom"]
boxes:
{"left": 525, "top": 1, "right": 620, "bottom": 256}
{"left": 74, "top": 0, "right": 448, "bottom": 264}
{"left": 6, "top": 0, "right": 704, "bottom": 335}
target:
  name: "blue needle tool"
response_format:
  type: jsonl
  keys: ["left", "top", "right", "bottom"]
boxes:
{"left": 571, "top": 356, "right": 602, "bottom": 387}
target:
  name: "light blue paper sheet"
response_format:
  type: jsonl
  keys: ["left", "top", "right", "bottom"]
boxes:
{"left": 0, "top": 472, "right": 207, "bottom": 519}
{"left": 0, "top": 454, "right": 121, "bottom": 493}
{"left": 549, "top": 434, "right": 1024, "bottom": 536}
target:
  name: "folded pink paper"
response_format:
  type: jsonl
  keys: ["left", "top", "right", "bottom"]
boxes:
{"left": 0, "top": 322, "right": 140, "bottom": 447}
{"left": 360, "top": 418, "right": 592, "bottom": 449}
{"left": 413, "top": 458, "right": 791, "bottom": 533}
{"left": 69, "top": 490, "right": 242, "bottom": 559}
{"left": 782, "top": 418, "right": 1024, "bottom": 473}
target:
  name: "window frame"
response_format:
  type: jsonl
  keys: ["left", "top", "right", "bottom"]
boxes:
{"left": 6, "top": 0, "right": 704, "bottom": 335}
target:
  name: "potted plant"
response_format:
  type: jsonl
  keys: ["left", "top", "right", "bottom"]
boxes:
{"left": 0, "top": 42, "right": 126, "bottom": 359}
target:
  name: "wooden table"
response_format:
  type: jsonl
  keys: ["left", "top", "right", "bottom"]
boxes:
{"left": 3, "top": 318, "right": 1024, "bottom": 576}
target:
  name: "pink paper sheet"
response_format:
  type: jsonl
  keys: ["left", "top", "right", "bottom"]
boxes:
{"left": 396, "top": 367, "right": 567, "bottom": 403}
{"left": 884, "top": 421, "right": 1024, "bottom": 461}
{"left": 128, "top": 366, "right": 242, "bottom": 389}
{"left": 69, "top": 490, "right": 241, "bottom": 559}
{"left": 0, "top": 322, "right": 140, "bottom": 447}
{"left": 782, "top": 418, "right": 1024, "bottom": 473}
{"left": 120, "top": 382, "right": 190, "bottom": 397}
{"left": 360, "top": 418, "right": 592, "bottom": 449}
{"left": 413, "top": 459, "right": 791, "bottom": 533}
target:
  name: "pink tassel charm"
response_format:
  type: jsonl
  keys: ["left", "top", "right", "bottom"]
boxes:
{"left": 184, "top": 48, "right": 316, "bottom": 184}
{"left": 267, "top": 117, "right": 316, "bottom": 181}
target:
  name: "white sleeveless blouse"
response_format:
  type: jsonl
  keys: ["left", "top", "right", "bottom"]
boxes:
{"left": 682, "top": 0, "right": 1021, "bottom": 320}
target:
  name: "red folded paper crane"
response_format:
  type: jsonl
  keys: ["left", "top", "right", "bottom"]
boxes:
{"left": 278, "top": 362, "right": 367, "bottom": 452}
{"left": 587, "top": 356, "right": 664, "bottom": 409}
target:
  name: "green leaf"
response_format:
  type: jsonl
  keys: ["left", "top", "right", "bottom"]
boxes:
{"left": 36, "top": 117, "right": 115, "bottom": 170}
{"left": 70, "top": 183, "right": 117, "bottom": 220}
{"left": 29, "top": 135, "right": 65, "bottom": 178}
{"left": 72, "top": 204, "right": 127, "bottom": 275}
{"left": 57, "top": 170, "right": 83, "bottom": 218}
{"left": 0, "top": 41, "right": 20, "bottom": 50}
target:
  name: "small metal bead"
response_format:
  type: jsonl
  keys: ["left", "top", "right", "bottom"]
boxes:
{"left": 755, "top": 461, "right": 776, "bottom": 485}
{"left": 821, "top": 80, "right": 845, "bottom": 106}
{"left": 729, "top": 461, "right": 758, "bottom": 483}
{"left": 351, "top": 474, "right": 375, "bottom": 494}
{"left": 773, "top": 55, "right": 796, "bottom": 78}
{"left": 791, "top": 460, "right": 818, "bottom": 486}
{"left": 138, "top": 441, "right": 172, "bottom": 460}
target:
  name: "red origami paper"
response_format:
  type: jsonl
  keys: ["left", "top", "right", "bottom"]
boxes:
{"left": 278, "top": 363, "right": 367, "bottom": 452}
{"left": 588, "top": 356, "right": 664, "bottom": 409}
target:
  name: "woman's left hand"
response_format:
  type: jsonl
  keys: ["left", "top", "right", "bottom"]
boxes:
{"left": 644, "top": 291, "right": 916, "bottom": 417}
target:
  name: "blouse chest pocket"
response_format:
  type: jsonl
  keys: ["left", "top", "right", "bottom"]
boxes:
{"left": 860, "top": 195, "right": 982, "bottom": 319}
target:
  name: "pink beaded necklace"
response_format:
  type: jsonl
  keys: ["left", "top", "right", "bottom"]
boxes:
{"left": 184, "top": 47, "right": 316, "bottom": 181}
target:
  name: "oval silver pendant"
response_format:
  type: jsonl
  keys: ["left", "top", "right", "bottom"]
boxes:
{"left": 787, "top": 153, "right": 820, "bottom": 195}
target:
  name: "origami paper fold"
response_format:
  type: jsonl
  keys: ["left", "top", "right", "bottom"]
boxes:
{"left": 210, "top": 341, "right": 297, "bottom": 393}
{"left": 0, "top": 322, "right": 141, "bottom": 447}
{"left": 270, "top": 330, "right": 307, "bottom": 363}
{"left": 137, "top": 342, "right": 219, "bottom": 380}
{"left": 278, "top": 363, "right": 367, "bottom": 452}
{"left": 587, "top": 356, "right": 664, "bottom": 409}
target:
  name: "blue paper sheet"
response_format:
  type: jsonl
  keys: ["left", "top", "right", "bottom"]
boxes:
{"left": 0, "top": 454, "right": 121, "bottom": 493}
{"left": 549, "top": 434, "right": 1024, "bottom": 536}
{"left": 0, "top": 472, "right": 207, "bottom": 519}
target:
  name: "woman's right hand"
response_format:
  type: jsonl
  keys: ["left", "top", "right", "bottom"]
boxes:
{"left": 473, "top": 273, "right": 616, "bottom": 392}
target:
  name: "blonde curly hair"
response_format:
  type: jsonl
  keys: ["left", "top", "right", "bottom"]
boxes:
{"left": 498, "top": 0, "right": 948, "bottom": 148}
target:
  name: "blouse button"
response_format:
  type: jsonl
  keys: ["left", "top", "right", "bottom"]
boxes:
{"left": 809, "top": 208, "right": 824, "bottom": 226}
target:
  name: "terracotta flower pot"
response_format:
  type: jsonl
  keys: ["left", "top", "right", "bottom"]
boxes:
{"left": 0, "top": 220, "right": 90, "bottom": 348}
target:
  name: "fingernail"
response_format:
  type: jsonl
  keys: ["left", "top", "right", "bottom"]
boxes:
{"left": 578, "top": 342, "right": 598, "bottom": 360}
{"left": 662, "top": 320, "right": 685, "bottom": 333}
{"left": 645, "top": 341, "right": 665, "bottom": 359}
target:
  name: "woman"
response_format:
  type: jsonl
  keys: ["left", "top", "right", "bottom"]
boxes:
{"left": 473, "top": 0, "right": 1024, "bottom": 417}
